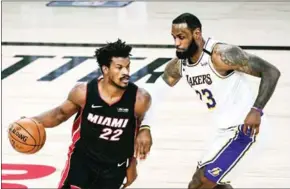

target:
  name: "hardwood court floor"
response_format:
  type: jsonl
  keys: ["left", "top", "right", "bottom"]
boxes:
{"left": 1, "top": 2, "right": 290, "bottom": 188}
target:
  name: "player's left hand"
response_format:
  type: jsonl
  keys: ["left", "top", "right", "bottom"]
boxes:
{"left": 134, "top": 128, "right": 152, "bottom": 160}
{"left": 122, "top": 158, "right": 138, "bottom": 188}
{"left": 243, "top": 108, "right": 261, "bottom": 136}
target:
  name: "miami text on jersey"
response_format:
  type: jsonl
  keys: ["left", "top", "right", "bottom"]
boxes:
{"left": 87, "top": 113, "right": 129, "bottom": 128}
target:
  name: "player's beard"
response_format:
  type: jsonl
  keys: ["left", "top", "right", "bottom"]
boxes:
{"left": 176, "top": 39, "right": 199, "bottom": 59}
{"left": 109, "top": 77, "right": 129, "bottom": 90}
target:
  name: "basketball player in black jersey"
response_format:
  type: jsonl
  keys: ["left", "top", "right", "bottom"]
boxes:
{"left": 27, "top": 39, "right": 153, "bottom": 189}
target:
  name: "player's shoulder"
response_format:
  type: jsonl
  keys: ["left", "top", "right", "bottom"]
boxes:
{"left": 211, "top": 39, "right": 243, "bottom": 56}
{"left": 72, "top": 77, "right": 101, "bottom": 94}
{"left": 71, "top": 82, "right": 87, "bottom": 94}
{"left": 134, "top": 87, "right": 152, "bottom": 114}
{"left": 129, "top": 82, "right": 150, "bottom": 97}
{"left": 67, "top": 82, "right": 87, "bottom": 107}
{"left": 135, "top": 86, "right": 152, "bottom": 105}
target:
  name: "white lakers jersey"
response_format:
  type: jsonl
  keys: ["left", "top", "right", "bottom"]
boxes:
{"left": 180, "top": 37, "right": 256, "bottom": 129}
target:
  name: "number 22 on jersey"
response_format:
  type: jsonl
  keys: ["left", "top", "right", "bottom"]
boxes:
{"left": 195, "top": 88, "right": 217, "bottom": 109}
{"left": 99, "top": 128, "right": 123, "bottom": 141}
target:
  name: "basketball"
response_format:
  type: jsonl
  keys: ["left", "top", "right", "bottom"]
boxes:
{"left": 8, "top": 117, "right": 46, "bottom": 154}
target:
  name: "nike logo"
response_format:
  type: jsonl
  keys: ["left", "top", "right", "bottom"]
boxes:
{"left": 91, "top": 105, "right": 102, "bottom": 108}
{"left": 117, "top": 161, "right": 126, "bottom": 167}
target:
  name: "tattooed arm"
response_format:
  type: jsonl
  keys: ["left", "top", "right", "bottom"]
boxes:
{"left": 212, "top": 44, "right": 281, "bottom": 109}
{"left": 31, "top": 83, "right": 86, "bottom": 128}
{"left": 161, "top": 57, "right": 182, "bottom": 87}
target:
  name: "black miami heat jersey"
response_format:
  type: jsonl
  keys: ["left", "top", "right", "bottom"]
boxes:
{"left": 73, "top": 78, "right": 138, "bottom": 164}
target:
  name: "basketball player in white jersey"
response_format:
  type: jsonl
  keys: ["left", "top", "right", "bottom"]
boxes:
{"left": 149, "top": 13, "right": 281, "bottom": 189}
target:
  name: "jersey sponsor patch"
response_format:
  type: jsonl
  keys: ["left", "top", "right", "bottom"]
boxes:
{"left": 117, "top": 107, "right": 129, "bottom": 113}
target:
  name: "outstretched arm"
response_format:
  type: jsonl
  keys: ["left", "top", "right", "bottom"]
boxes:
{"left": 142, "top": 57, "right": 181, "bottom": 114}
{"left": 213, "top": 43, "right": 281, "bottom": 110}
{"left": 31, "top": 83, "right": 86, "bottom": 128}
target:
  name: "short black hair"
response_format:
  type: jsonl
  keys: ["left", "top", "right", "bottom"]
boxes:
{"left": 94, "top": 39, "right": 132, "bottom": 70}
{"left": 172, "top": 13, "right": 202, "bottom": 31}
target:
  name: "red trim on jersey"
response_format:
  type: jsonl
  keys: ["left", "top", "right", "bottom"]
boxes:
{"left": 58, "top": 81, "right": 88, "bottom": 188}
{"left": 57, "top": 110, "right": 83, "bottom": 189}
{"left": 71, "top": 111, "right": 82, "bottom": 137}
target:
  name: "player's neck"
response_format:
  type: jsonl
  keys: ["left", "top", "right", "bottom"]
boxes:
{"left": 99, "top": 78, "right": 125, "bottom": 99}
{"left": 189, "top": 38, "right": 205, "bottom": 63}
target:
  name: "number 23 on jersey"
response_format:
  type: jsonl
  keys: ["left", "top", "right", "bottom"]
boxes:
{"left": 195, "top": 88, "right": 217, "bottom": 109}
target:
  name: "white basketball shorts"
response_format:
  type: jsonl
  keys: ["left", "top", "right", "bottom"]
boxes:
{"left": 197, "top": 116, "right": 270, "bottom": 185}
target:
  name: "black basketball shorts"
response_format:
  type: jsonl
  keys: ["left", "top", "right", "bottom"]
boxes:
{"left": 58, "top": 151, "right": 127, "bottom": 189}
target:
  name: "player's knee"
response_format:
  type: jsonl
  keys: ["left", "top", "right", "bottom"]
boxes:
{"left": 188, "top": 167, "right": 217, "bottom": 189}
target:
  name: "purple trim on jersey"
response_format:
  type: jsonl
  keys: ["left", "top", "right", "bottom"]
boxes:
{"left": 203, "top": 124, "right": 256, "bottom": 184}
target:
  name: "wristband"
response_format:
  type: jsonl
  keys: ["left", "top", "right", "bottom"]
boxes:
{"left": 139, "top": 125, "right": 150, "bottom": 131}
{"left": 252, "top": 107, "right": 264, "bottom": 116}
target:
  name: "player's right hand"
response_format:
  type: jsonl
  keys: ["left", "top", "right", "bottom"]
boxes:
{"left": 134, "top": 128, "right": 152, "bottom": 160}
{"left": 243, "top": 108, "right": 261, "bottom": 136}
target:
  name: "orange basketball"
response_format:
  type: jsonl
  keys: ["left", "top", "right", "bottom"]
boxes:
{"left": 8, "top": 117, "right": 46, "bottom": 154}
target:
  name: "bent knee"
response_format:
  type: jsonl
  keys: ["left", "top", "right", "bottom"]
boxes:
{"left": 188, "top": 167, "right": 217, "bottom": 189}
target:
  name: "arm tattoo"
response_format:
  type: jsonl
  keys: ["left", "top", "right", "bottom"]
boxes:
{"left": 162, "top": 58, "right": 182, "bottom": 86}
{"left": 218, "top": 44, "right": 260, "bottom": 77}
{"left": 217, "top": 44, "right": 281, "bottom": 109}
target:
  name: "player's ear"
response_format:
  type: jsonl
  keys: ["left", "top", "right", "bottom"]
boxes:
{"left": 102, "top": 65, "right": 109, "bottom": 75}
{"left": 192, "top": 28, "right": 201, "bottom": 40}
